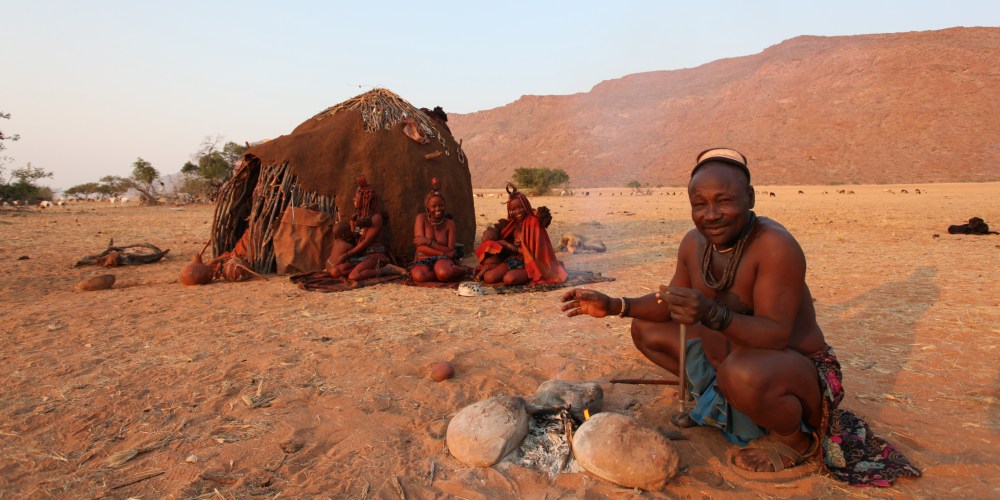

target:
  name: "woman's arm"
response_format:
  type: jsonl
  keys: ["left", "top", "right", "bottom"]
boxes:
{"left": 344, "top": 213, "right": 384, "bottom": 258}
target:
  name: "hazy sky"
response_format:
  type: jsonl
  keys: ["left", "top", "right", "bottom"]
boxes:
{"left": 3, "top": 1, "right": 998, "bottom": 191}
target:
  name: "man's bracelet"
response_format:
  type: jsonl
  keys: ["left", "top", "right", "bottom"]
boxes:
{"left": 703, "top": 301, "right": 733, "bottom": 331}
{"left": 617, "top": 297, "right": 630, "bottom": 318}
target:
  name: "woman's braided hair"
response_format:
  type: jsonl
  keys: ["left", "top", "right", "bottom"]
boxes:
{"left": 353, "top": 175, "right": 382, "bottom": 227}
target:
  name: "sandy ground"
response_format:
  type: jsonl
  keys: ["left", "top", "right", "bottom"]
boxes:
{"left": 1, "top": 183, "right": 998, "bottom": 499}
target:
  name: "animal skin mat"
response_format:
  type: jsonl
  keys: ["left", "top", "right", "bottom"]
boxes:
{"left": 288, "top": 272, "right": 405, "bottom": 293}
{"left": 289, "top": 270, "right": 613, "bottom": 294}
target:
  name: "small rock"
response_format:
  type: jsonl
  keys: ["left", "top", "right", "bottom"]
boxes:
{"left": 185, "top": 455, "right": 199, "bottom": 463}
{"left": 76, "top": 274, "right": 115, "bottom": 291}
{"left": 17, "top": 255, "right": 29, "bottom": 260}
{"left": 429, "top": 361, "right": 455, "bottom": 382}
{"left": 280, "top": 440, "right": 304, "bottom": 453}
{"left": 532, "top": 380, "right": 603, "bottom": 422}
{"left": 572, "top": 412, "right": 679, "bottom": 491}
{"left": 426, "top": 419, "right": 448, "bottom": 439}
{"left": 447, "top": 396, "right": 529, "bottom": 467}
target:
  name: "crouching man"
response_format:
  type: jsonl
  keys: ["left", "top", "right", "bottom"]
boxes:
{"left": 560, "top": 148, "right": 920, "bottom": 486}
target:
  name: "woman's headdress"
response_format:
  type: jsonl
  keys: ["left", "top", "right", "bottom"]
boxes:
{"left": 505, "top": 183, "right": 533, "bottom": 215}
{"left": 424, "top": 177, "right": 444, "bottom": 206}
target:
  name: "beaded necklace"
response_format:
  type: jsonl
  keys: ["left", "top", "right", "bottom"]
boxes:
{"left": 700, "top": 211, "right": 757, "bottom": 292}
{"left": 427, "top": 213, "right": 445, "bottom": 226}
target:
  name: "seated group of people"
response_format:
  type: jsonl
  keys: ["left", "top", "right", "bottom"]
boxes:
{"left": 326, "top": 176, "right": 567, "bottom": 286}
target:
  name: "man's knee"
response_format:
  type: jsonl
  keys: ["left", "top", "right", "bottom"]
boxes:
{"left": 716, "top": 351, "right": 771, "bottom": 408}
{"left": 717, "top": 349, "right": 818, "bottom": 412}
{"left": 630, "top": 319, "right": 669, "bottom": 352}
{"left": 630, "top": 319, "right": 650, "bottom": 349}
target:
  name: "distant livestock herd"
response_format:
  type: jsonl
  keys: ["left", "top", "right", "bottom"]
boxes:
{"left": 1, "top": 196, "right": 133, "bottom": 209}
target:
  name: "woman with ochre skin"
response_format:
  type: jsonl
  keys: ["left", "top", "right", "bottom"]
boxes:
{"left": 410, "top": 178, "right": 466, "bottom": 283}
{"left": 477, "top": 184, "right": 567, "bottom": 285}
{"left": 328, "top": 176, "right": 392, "bottom": 280}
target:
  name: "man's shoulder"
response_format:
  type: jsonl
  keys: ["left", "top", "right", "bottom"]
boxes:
{"left": 755, "top": 217, "right": 795, "bottom": 240}
{"left": 751, "top": 217, "right": 804, "bottom": 256}
{"left": 678, "top": 228, "right": 702, "bottom": 252}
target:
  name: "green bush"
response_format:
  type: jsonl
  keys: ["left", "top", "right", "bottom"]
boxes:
{"left": 511, "top": 167, "right": 569, "bottom": 196}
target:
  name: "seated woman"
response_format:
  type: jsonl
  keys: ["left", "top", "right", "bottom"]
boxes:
{"left": 410, "top": 178, "right": 466, "bottom": 283}
{"left": 476, "top": 183, "right": 568, "bottom": 285}
{"left": 329, "top": 176, "right": 403, "bottom": 280}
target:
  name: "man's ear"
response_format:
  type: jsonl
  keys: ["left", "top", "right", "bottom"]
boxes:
{"left": 747, "top": 185, "right": 756, "bottom": 209}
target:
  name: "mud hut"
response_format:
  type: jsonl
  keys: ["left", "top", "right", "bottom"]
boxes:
{"left": 211, "top": 89, "right": 474, "bottom": 273}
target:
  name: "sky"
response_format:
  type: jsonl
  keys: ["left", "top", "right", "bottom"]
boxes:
{"left": 2, "top": 1, "right": 999, "bottom": 191}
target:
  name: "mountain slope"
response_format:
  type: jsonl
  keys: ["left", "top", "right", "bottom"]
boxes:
{"left": 450, "top": 27, "right": 1000, "bottom": 187}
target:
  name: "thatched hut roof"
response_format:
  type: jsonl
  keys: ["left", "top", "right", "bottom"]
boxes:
{"left": 212, "top": 89, "right": 474, "bottom": 272}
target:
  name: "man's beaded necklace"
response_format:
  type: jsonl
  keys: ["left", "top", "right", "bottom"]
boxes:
{"left": 700, "top": 211, "right": 758, "bottom": 292}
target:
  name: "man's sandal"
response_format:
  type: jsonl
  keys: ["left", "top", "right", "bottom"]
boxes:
{"left": 729, "top": 432, "right": 822, "bottom": 481}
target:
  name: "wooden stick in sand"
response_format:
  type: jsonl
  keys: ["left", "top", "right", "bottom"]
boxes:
{"left": 656, "top": 285, "right": 689, "bottom": 411}
{"left": 678, "top": 324, "right": 688, "bottom": 412}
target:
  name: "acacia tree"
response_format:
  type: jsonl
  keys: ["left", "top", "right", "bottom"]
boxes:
{"left": 179, "top": 136, "right": 247, "bottom": 201}
{"left": 627, "top": 180, "right": 653, "bottom": 195}
{"left": 64, "top": 182, "right": 101, "bottom": 199}
{"left": 98, "top": 175, "right": 131, "bottom": 199}
{"left": 511, "top": 167, "right": 570, "bottom": 196}
{"left": 128, "top": 157, "right": 162, "bottom": 204}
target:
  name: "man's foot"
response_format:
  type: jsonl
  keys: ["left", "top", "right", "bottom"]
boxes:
{"left": 732, "top": 431, "right": 819, "bottom": 473}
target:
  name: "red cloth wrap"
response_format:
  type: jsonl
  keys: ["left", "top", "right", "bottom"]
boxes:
{"left": 474, "top": 240, "right": 505, "bottom": 262}
{"left": 500, "top": 213, "right": 568, "bottom": 284}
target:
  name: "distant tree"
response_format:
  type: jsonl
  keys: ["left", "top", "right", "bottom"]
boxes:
{"left": 0, "top": 111, "right": 24, "bottom": 200}
{"left": 512, "top": 167, "right": 570, "bottom": 196}
{"left": 65, "top": 182, "right": 101, "bottom": 199}
{"left": 184, "top": 136, "right": 247, "bottom": 200}
{"left": 98, "top": 175, "right": 130, "bottom": 198}
{"left": 35, "top": 185, "right": 54, "bottom": 201}
{"left": 175, "top": 175, "right": 212, "bottom": 202}
{"left": 221, "top": 141, "right": 247, "bottom": 167}
{"left": 0, "top": 111, "right": 19, "bottom": 163}
{"left": 0, "top": 162, "right": 53, "bottom": 202}
{"left": 128, "top": 157, "right": 162, "bottom": 204}
{"left": 627, "top": 180, "right": 654, "bottom": 195}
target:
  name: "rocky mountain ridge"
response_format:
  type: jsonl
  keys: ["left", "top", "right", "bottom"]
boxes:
{"left": 450, "top": 27, "right": 1000, "bottom": 187}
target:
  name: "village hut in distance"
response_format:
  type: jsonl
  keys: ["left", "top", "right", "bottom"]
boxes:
{"left": 211, "top": 89, "right": 475, "bottom": 273}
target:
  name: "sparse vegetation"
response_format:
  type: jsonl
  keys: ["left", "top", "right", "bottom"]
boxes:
{"left": 127, "top": 157, "right": 163, "bottom": 204}
{"left": 0, "top": 113, "right": 54, "bottom": 203}
{"left": 512, "top": 167, "right": 570, "bottom": 196}
{"left": 627, "top": 180, "right": 654, "bottom": 195}
{"left": 178, "top": 135, "right": 247, "bottom": 201}
{"left": 1, "top": 163, "right": 55, "bottom": 202}
{"left": 0, "top": 111, "right": 54, "bottom": 203}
